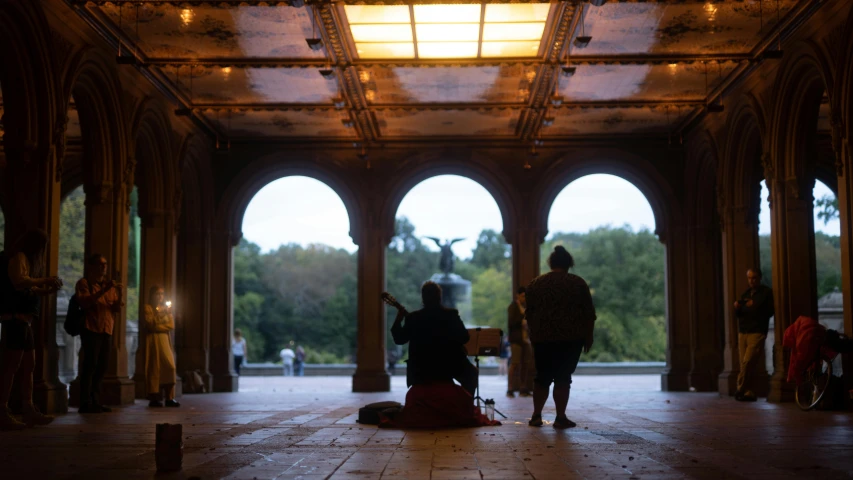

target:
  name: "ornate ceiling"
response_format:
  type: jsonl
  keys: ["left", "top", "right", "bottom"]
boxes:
{"left": 70, "top": 0, "right": 809, "bottom": 148}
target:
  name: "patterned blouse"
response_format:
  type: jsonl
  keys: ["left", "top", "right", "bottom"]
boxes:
{"left": 525, "top": 271, "right": 596, "bottom": 343}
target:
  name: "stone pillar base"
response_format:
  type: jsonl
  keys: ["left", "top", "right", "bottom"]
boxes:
{"left": 100, "top": 376, "right": 136, "bottom": 406}
{"left": 661, "top": 370, "right": 690, "bottom": 391}
{"left": 718, "top": 370, "right": 739, "bottom": 396}
{"left": 688, "top": 371, "right": 719, "bottom": 392}
{"left": 767, "top": 374, "right": 794, "bottom": 403}
{"left": 32, "top": 380, "right": 68, "bottom": 414}
{"left": 352, "top": 370, "right": 391, "bottom": 392}
{"left": 213, "top": 373, "right": 238, "bottom": 392}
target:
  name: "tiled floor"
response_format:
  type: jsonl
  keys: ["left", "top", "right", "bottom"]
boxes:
{"left": 1, "top": 375, "right": 851, "bottom": 479}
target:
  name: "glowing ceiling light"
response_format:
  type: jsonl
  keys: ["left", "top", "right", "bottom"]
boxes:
{"left": 180, "top": 8, "right": 194, "bottom": 26}
{"left": 344, "top": 3, "right": 552, "bottom": 59}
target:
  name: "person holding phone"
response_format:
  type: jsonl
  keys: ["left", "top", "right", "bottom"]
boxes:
{"left": 0, "top": 230, "right": 62, "bottom": 429}
{"left": 524, "top": 246, "right": 596, "bottom": 429}
{"left": 143, "top": 285, "right": 179, "bottom": 407}
{"left": 75, "top": 253, "right": 122, "bottom": 414}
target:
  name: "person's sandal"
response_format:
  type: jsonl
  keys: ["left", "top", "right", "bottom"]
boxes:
{"left": 528, "top": 414, "right": 543, "bottom": 427}
{"left": 553, "top": 416, "right": 577, "bottom": 429}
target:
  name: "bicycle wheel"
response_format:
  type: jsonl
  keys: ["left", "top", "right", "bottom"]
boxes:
{"left": 795, "top": 358, "right": 832, "bottom": 411}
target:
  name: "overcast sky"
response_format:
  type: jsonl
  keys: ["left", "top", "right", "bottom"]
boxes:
{"left": 242, "top": 175, "right": 840, "bottom": 258}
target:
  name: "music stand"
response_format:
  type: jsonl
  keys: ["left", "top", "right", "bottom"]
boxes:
{"left": 465, "top": 327, "right": 507, "bottom": 419}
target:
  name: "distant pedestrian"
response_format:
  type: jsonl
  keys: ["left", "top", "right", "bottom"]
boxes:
{"left": 280, "top": 345, "right": 295, "bottom": 376}
{"left": 294, "top": 345, "right": 306, "bottom": 376}
{"left": 232, "top": 329, "right": 247, "bottom": 375}
{"left": 498, "top": 335, "right": 510, "bottom": 376}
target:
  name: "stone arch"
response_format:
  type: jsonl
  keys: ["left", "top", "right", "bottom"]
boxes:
{"left": 62, "top": 49, "right": 127, "bottom": 192}
{"left": 217, "top": 153, "right": 362, "bottom": 246}
{"left": 722, "top": 94, "right": 767, "bottom": 218}
{"left": 534, "top": 149, "right": 677, "bottom": 243}
{"left": 132, "top": 100, "right": 175, "bottom": 216}
{"left": 0, "top": 2, "right": 56, "bottom": 161}
{"left": 770, "top": 40, "right": 835, "bottom": 187}
{"left": 381, "top": 150, "right": 519, "bottom": 242}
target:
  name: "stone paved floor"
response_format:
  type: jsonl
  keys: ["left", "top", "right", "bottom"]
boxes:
{"left": 1, "top": 375, "right": 851, "bottom": 479}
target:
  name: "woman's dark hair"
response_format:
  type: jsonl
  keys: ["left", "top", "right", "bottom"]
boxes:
{"left": 421, "top": 281, "right": 442, "bottom": 307}
{"left": 11, "top": 229, "right": 49, "bottom": 277}
{"left": 548, "top": 245, "right": 574, "bottom": 270}
{"left": 87, "top": 253, "right": 106, "bottom": 265}
{"left": 148, "top": 284, "right": 164, "bottom": 305}
{"left": 516, "top": 286, "right": 526, "bottom": 295}
{"left": 234, "top": 328, "right": 242, "bottom": 338}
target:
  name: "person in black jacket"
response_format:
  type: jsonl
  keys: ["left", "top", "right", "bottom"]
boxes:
{"left": 390, "top": 281, "right": 478, "bottom": 395}
{"left": 733, "top": 268, "right": 774, "bottom": 402}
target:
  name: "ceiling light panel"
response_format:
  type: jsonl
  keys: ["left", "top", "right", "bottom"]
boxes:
{"left": 345, "top": 2, "right": 552, "bottom": 60}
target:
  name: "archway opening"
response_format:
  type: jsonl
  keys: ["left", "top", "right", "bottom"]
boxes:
{"left": 543, "top": 174, "right": 663, "bottom": 388}
{"left": 57, "top": 186, "right": 85, "bottom": 382}
{"left": 388, "top": 174, "right": 509, "bottom": 377}
{"left": 235, "top": 175, "right": 357, "bottom": 380}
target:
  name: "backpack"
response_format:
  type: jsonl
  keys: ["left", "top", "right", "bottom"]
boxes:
{"left": 183, "top": 370, "right": 207, "bottom": 394}
{"left": 357, "top": 401, "right": 402, "bottom": 425}
{"left": 64, "top": 294, "right": 85, "bottom": 336}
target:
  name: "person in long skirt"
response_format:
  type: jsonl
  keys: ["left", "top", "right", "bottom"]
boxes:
{"left": 143, "top": 285, "right": 179, "bottom": 407}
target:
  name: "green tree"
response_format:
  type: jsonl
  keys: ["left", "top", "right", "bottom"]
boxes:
{"left": 540, "top": 226, "right": 666, "bottom": 361}
{"left": 470, "top": 229, "right": 510, "bottom": 272}
{"left": 815, "top": 194, "right": 839, "bottom": 225}
{"left": 759, "top": 232, "right": 841, "bottom": 298}
{"left": 471, "top": 267, "right": 512, "bottom": 329}
{"left": 59, "top": 187, "right": 86, "bottom": 298}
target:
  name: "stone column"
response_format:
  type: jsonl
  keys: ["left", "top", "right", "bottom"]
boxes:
{"left": 509, "top": 226, "right": 543, "bottom": 293}
{"left": 133, "top": 210, "right": 178, "bottom": 398}
{"left": 686, "top": 224, "right": 724, "bottom": 392}
{"left": 209, "top": 229, "right": 238, "bottom": 392}
{"left": 768, "top": 176, "right": 818, "bottom": 402}
{"left": 661, "top": 226, "right": 692, "bottom": 391}
{"left": 831, "top": 120, "right": 852, "bottom": 387}
{"left": 83, "top": 181, "right": 135, "bottom": 405}
{"left": 3, "top": 138, "right": 69, "bottom": 413}
{"left": 717, "top": 206, "right": 766, "bottom": 395}
{"left": 175, "top": 224, "right": 212, "bottom": 391}
{"left": 352, "top": 227, "right": 392, "bottom": 392}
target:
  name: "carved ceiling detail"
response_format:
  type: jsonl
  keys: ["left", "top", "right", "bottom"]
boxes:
{"left": 71, "top": 0, "right": 811, "bottom": 145}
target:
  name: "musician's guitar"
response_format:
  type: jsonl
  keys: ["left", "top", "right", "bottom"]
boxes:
{"left": 381, "top": 292, "right": 408, "bottom": 314}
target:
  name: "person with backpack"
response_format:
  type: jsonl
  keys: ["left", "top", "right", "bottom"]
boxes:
{"left": 0, "top": 229, "right": 62, "bottom": 430}
{"left": 75, "top": 253, "right": 122, "bottom": 414}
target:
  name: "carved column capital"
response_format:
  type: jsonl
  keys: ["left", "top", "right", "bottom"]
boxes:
{"left": 85, "top": 182, "right": 114, "bottom": 205}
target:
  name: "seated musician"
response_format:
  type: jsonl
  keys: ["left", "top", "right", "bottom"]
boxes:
{"left": 390, "top": 281, "right": 478, "bottom": 396}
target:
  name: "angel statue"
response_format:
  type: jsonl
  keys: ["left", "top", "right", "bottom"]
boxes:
{"left": 425, "top": 237, "right": 465, "bottom": 275}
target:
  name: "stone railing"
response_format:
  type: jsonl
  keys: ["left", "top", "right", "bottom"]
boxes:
{"left": 240, "top": 361, "right": 666, "bottom": 377}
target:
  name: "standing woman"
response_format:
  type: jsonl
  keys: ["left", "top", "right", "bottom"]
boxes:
{"left": 0, "top": 229, "right": 62, "bottom": 429}
{"left": 524, "top": 246, "right": 596, "bottom": 429}
{"left": 143, "top": 285, "right": 179, "bottom": 407}
{"left": 232, "top": 329, "right": 247, "bottom": 375}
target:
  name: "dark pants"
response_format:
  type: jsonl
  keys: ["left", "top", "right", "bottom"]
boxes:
{"left": 533, "top": 340, "right": 584, "bottom": 388}
{"left": 80, "top": 329, "right": 111, "bottom": 407}
{"left": 234, "top": 355, "right": 243, "bottom": 375}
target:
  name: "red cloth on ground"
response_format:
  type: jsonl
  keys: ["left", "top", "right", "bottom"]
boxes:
{"left": 379, "top": 383, "right": 501, "bottom": 428}
{"left": 783, "top": 316, "right": 836, "bottom": 383}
